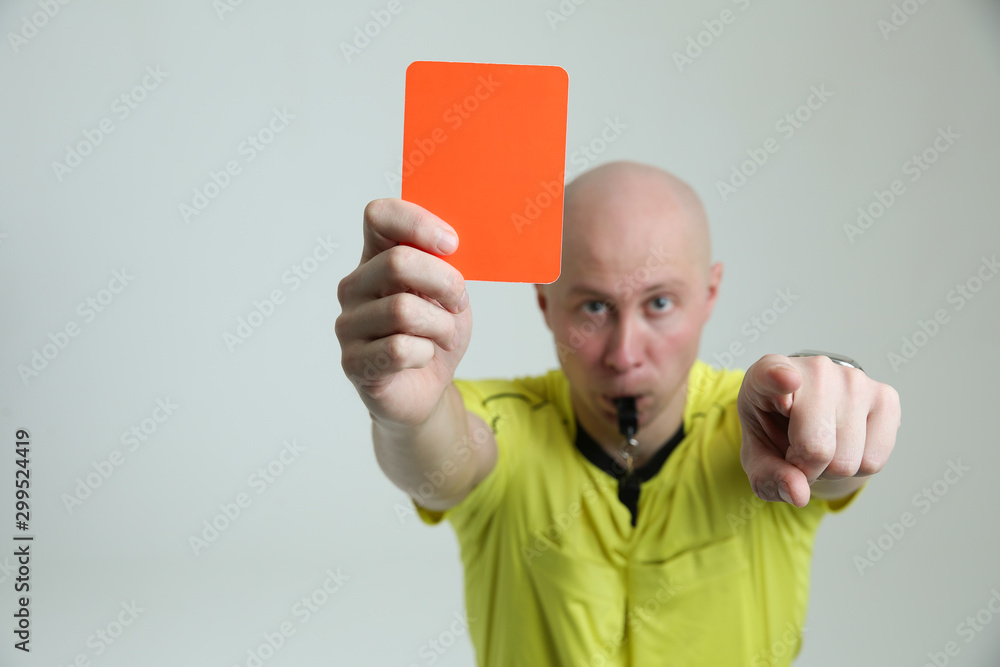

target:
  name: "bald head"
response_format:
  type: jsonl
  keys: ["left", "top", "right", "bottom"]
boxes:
{"left": 542, "top": 161, "right": 712, "bottom": 299}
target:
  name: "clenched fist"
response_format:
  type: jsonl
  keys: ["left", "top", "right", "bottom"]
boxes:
{"left": 336, "top": 199, "right": 472, "bottom": 427}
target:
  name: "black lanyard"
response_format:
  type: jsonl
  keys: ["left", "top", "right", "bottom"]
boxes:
{"left": 574, "top": 420, "right": 685, "bottom": 526}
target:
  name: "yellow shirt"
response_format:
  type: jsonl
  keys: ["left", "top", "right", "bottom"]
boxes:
{"left": 414, "top": 360, "right": 859, "bottom": 666}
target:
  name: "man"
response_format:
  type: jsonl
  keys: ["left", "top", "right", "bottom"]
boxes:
{"left": 336, "top": 161, "right": 901, "bottom": 666}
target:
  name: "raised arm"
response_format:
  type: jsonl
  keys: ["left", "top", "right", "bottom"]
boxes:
{"left": 335, "top": 199, "right": 497, "bottom": 511}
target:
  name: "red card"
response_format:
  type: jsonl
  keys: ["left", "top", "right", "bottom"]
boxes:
{"left": 401, "top": 61, "right": 569, "bottom": 283}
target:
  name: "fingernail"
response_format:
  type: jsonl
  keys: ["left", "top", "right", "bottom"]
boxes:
{"left": 457, "top": 289, "right": 469, "bottom": 310}
{"left": 436, "top": 230, "right": 459, "bottom": 254}
{"left": 452, "top": 329, "right": 460, "bottom": 349}
{"left": 778, "top": 483, "right": 793, "bottom": 505}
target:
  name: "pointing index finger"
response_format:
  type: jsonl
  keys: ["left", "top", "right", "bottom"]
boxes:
{"left": 744, "top": 355, "right": 801, "bottom": 416}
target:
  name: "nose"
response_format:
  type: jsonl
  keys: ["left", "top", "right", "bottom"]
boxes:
{"left": 603, "top": 312, "right": 643, "bottom": 373}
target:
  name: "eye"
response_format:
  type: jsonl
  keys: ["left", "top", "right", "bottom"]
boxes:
{"left": 649, "top": 296, "right": 674, "bottom": 312}
{"left": 582, "top": 300, "right": 608, "bottom": 315}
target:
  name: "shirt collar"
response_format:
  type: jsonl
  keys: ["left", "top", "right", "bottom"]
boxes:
{"left": 573, "top": 417, "right": 685, "bottom": 482}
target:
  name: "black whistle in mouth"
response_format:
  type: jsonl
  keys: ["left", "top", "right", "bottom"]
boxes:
{"left": 613, "top": 396, "right": 638, "bottom": 443}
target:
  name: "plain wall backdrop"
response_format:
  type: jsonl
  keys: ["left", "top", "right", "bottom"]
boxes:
{"left": 2, "top": 0, "right": 999, "bottom": 665}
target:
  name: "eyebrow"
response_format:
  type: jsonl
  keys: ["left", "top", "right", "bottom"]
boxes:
{"left": 568, "top": 280, "right": 687, "bottom": 300}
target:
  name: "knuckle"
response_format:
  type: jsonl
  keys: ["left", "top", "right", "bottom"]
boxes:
{"left": 804, "top": 355, "right": 829, "bottom": 373}
{"left": 383, "top": 245, "right": 413, "bottom": 280}
{"left": 333, "top": 311, "right": 348, "bottom": 340}
{"left": 880, "top": 383, "right": 902, "bottom": 415}
{"left": 388, "top": 293, "right": 414, "bottom": 326}
{"left": 792, "top": 435, "right": 832, "bottom": 461}
{"left": 336, "top": 274, "right": 352, "bottom": 307}
{"left": 339, "top": 345, "right": 363, "bottom": 382}
{"left": 824, "top": 457, "right": 859, "bottom": 478}
{"left": 337, "top": 342, "right": 351, "bottom": 370}
{"left": 449, "top": 270, "right": 466, "bottom": 300}
{"left": 857, "top": 454, "right": 885, "bottom": 477}
{"left": 384, "top": 335, "right": 409, "bottom": 364}
{"left": 843, "top": 365, "right": 868, "bottom": 390}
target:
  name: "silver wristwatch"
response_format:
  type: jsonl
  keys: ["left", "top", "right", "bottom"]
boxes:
{"left": 789, "top": 349, "right": 865, "bottom": 374}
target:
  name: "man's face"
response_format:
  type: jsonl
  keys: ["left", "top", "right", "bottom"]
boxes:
{"left": 536, "top": 170, "right": 721, "bottom": 444}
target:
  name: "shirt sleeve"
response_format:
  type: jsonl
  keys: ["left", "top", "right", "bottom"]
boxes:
{"left": 411, "top": 378, "right": 521, "bottom": 528}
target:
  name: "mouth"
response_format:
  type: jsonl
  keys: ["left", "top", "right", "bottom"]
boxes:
{"left": 600, "top": 394, "right": 647, "bottom": 417}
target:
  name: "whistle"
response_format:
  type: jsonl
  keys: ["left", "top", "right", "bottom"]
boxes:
{"left": 613, "top": 396, "right": 638, "bottom": 444}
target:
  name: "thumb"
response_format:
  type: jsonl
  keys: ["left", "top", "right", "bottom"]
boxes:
{"left": 742, "top": 428, "right": 812, "bottom": 507}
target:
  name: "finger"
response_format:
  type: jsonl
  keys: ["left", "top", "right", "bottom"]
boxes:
{"left": 856, "top": 383, "right": 901, "bottom": 477}
{"left": 337, "top": 292, "right": 459, "bottom": 352}
{"left": 742, "top": 355, "right": 802, "bottom": 417}
{"left": 342, "top": 243, "right": 468, "bottom": 314}
{"left": 784, "top": 380, "right": 837, "bottom": 484}
{"left": 740, "top": 413, "right": 811, "bottom": 507}
{"left": 815, "top": 412, "right": 865, "bottom": 481}
{"left": 361, "top": 199, "right": 459, "bottom": 264}
{"left": 341, "top": 335, "right": 436, "bottom": 387}
{"left": 799, "top": 363, "right": 876, "bottom": 482}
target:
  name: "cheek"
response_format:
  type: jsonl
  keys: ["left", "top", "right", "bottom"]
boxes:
{"left": 648, "top": 315, "right": 700, "bottom": 362}
{"left": 552, "top": 317, "right": 607, "bottom": 366}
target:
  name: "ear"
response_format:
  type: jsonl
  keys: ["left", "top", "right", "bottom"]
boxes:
{"left": 703, "top": 261, "right": 724, "bottom": 324}
{"left": 535, "top": 284, "right": 553, "bottom": 332}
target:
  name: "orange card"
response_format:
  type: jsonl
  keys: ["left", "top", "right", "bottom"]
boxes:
{"left": 401, "top": 61, "right": 569, "bottom": 283}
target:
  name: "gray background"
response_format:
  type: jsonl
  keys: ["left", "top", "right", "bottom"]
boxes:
{"left": 2, "top": 0, "right": 999, "bottom": 665}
